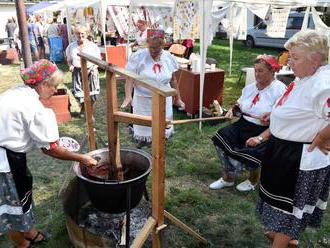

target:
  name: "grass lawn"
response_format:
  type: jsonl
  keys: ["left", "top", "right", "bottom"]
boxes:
{"left": 1, "top": 39, "right": 330, "bottom": 248}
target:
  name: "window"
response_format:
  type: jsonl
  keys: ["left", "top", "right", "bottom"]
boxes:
{"left": 286, "top": 17, "right": 303, "bottom": 29}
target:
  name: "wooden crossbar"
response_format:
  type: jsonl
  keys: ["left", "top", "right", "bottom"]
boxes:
{"left": 78, "top": 52, "right": 176, "bottom": 97}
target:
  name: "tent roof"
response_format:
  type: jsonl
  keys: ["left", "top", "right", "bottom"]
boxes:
{"left": 27, "top": 1, "right": 57, "bottom": 14}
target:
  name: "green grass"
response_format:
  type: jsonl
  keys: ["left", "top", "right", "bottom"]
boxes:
{"left": 0, "top": 40, "right": 329, "bottom": 248}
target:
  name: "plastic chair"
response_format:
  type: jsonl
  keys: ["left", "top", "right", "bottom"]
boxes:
{"left": 168, "top": 44, "right": 187, "bottom": 57}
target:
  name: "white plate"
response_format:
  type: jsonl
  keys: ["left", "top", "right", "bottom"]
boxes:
{"left": 59, "top": 137, "right": 80, "bottom": 152}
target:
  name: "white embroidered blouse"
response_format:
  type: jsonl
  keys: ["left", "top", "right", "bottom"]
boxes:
{"left": 0, "top": 85, "right": 59, "bottom": 172}
{"left": 126, "top": 48, "right": 178, "bottom": 97}
{"left": 238, "top": 79, "right": 287, "bottom": 125}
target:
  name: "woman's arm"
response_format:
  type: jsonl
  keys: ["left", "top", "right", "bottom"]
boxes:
{"left": 308, "top": 124, "right": 330, "bottom": 155}
{"left": 245, "top": 128, "right": 271, "bottom": 147}
{"left": 42, "top": 146, "right": 97, "bottom": 167}
{"left": 170, "top": 73, "right": 185, "bottom": 109}
{"left": 120, "top": 77, "right": 134, "bottom": 108}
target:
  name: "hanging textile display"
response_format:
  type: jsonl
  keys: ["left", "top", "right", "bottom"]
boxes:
{"left": 266, "top": 7, "right": 290, "bottom": 38}
{"left": 108, "top": 6, "right": 130, "bottom": 37}
{"left": 232, "top": 5, "right": 247, "bottom": 40}
{"left": 173, "top": 0, "right": 199, "bottom": 40}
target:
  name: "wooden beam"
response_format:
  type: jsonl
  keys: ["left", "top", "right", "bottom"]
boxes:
{"left": 151, "top": 93, "right": 166, "bottom": 248}
{"left": 78, "top": 52, "right": 176, "bottom": 97}
{"left": 164, "top": 210, "right": 208, "bottom": 244}
{"left": 113, "top": 111, "right": 153, "bottom": 126}
{"left": 81, "top": 57, "right": 96, "bottom": 151}
{"left": 112, "top": 67, "right": 177, "bottom": 97}
{"left": 171, "top": 116, "right": 229, "bottom": 125}
{"left": 106, "top": 70, "right": 123, "bottom": 180}
{"left": 77, "top": 52, "right": 107, "bottom": 70}
{"left": 131, "top": 217, "right": 157, "bottom": 248}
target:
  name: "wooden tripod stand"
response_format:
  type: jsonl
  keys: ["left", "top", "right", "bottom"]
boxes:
{"left": 78, "top": 52, "right": 208, "bottom": 247}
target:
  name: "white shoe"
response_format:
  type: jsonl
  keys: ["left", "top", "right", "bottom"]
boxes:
{"left": 236, "top": 179, "right": 257, "bottom": 192}
{"left": 209, "top": 177, "right": 234, "bottom": 190}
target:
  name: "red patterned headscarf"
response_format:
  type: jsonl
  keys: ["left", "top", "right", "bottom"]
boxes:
{"left": 147, "top": 29, "right": 165, "bottom": 39}
{"left": 21, "top": 59, "right": 58, "bottom": 85}
{"left": 256, "top": 54, "right": 281, "bottom": 72}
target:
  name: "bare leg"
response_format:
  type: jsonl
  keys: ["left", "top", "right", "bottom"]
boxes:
{"left": 272, "top": 232, "right": 291, "bottom": 248}
{"left": 8, "top": 231, "right": 30, "bottom": 248}
{"left": 248, "top": 169, "right": 260, "bottom": 185}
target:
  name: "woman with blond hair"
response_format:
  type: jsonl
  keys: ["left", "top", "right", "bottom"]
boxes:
{"left": 258, "top": 30, "right": 330, "bottom": 247}
{"left": 0, "top": 60, "right": 97, "bottom": 248}
{"left": 66, "top": 25, "right": 101, "bottom": 117}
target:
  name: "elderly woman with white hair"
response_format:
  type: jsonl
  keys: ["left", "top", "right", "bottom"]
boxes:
{"left": 65, "top": 25, "right": 101, "bottom": 117}
{"left": 257, "top": 30, "right": 330, "bottom": 247}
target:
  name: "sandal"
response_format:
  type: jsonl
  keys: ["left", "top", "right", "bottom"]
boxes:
{"left": 25, "top": 231, "right": 47, "bottom": 245}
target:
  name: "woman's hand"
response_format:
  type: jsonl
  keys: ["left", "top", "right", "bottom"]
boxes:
{"left": 69, "top": 65, "right": 74, "bottom": 72}
{"left": 225, "top": 108, "right": 234, "bottom": 119}
{"left": 121, "top": 97, "right": 132, "bottom": 109}
{"left": 80, "top": 155, "right": 98, "bottom": 167}
{"left": 260, "top": 112, "right": 271, "bottom": 125}
{"left": 245, "top": 137, "right": 261, "bottom": 147}
{"left": 308, "top": 133, "right": 330, "bottom": 155}
{"left": 173, "top": 98, "right": 185, "bottom": 110}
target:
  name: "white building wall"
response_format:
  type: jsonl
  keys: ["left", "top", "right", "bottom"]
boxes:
{"left": 0, "top": 4, "right": 17, "bottom": 39}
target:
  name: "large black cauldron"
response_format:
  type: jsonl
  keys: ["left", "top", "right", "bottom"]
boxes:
{"left": 73, "top": 148, "right": 151, "bottom": 214}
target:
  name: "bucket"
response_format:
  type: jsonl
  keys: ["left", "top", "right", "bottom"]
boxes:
{"left": 73, "top": 148, "right": 152, "bottom": 214}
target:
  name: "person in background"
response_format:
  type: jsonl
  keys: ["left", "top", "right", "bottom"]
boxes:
{"left": 121, "top": 29, "right": 185, "bottom": 147}
{"left": 182, "top": 39, "right": 194, "bottom": 59}
{"left": 5, "top": 18, "right": 17, "bottom": 48}
{"left": 0, "top": 60, "right": 97, "bottom": 248}
{"left": 257, "top": 30, "right": 330, "bottom": 248}
{"left": 27, "top": 16, "right": 39, "bottom": 61}
{"left": 59, "top": 18, "right": 69, "bottom": 52}
{"left": 46, "top": 18, "right": 60, "bottom": 38}
{"left": 34, "top": 15, "right": 45, "bottom": 59}
{"left": 209, "top": 55, "right": 286, "bottom": 192}
{"left": 66, "top": 25, "right": 101, "bottom": 117}
{"left": 131, "top": 20, "right": 148, "bottom": 51}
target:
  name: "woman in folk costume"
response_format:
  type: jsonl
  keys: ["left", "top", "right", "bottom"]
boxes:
{"left": 0, "top": 60, "right": 97, "bottom": 248}
{"left": 257, "top": 30, "right": 330, "bottom": 247}
{"left": 209, "top": 55, "right": 286, "bottom": 192}
{"left": 121, "top": 29, "right": 185, "bottom": 146}
{"left": 65, "top": 25, "right": 101, "bottom": 117}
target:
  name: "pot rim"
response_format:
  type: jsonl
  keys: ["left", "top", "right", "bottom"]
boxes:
{"left": 73, "top": 147, "right": 152, "bottom": 185}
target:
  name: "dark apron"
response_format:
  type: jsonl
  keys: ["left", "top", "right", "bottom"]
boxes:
{"left": 2, "top": 147, "right": 33, "bottom": 213}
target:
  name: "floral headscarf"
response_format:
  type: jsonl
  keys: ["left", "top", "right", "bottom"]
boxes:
{"left": 21, "top": 59, "right": 58, "bottom": 85}
{"left": 147, "top": 29, "right": 165, "bottom": 39}
{"left": 256, "top": 54, "right": 281, "bottom": 72}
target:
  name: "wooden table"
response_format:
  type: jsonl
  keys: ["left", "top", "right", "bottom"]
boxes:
{"left": 176, "top": 68, "right": 225, "bottom": 116}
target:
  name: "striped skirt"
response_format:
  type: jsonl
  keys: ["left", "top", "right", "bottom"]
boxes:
{"left": 257, "top": 135, "right": 330, "bottom": 240}
{"left": 212, "top": 117, "right": 268, "bottom": 176}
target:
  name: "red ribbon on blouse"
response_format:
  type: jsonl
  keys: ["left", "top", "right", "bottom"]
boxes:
{"left": 276, "top": 82, "right": 295, "bottom": 107}
{"left": 250, "top": 93, "right": 260, "bottom": 108}
{"left": 327, "top": 98, "right": 330, "bottom": 108}
{"left": 153, "top": 63, "right": 162, "bottom": 74}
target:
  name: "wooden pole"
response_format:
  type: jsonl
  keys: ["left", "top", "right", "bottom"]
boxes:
{"left": 15, "top": 0, "right": 32, "bottom": 68}
{"left": 106, "top": 70, "right": 123, "bottom": 180}
{"left": 81, "top": 58, "right": 96, "bottom": 151}
{"left": 151, "top": 93, "right": 166, "bottom": 248}
{"left": 171, "top": 116, "right": 229, "bottom": 125}
{"left": 131, "top": 217, "right": 157, "bottom": 248}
